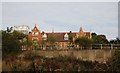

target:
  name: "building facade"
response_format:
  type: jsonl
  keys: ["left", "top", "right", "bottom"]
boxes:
{"left": 28, "top": 25, "right": 91, "bottom": 49}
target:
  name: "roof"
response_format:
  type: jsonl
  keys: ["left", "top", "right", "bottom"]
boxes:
{"left": 44, "top": 32, "right": 77, "bottom": 42}
{"left": 41, "top": 31, "right": 91, "bottom": 42}
{"left": 30, "top": 25, "right": 91, "bottom": 42}
{"left": 32, "top": 25, "right": 39, "bottom": 32}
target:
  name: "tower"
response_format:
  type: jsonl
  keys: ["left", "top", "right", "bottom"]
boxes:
{"left": 79, "top": 27, "right": 85, "bottom": 37}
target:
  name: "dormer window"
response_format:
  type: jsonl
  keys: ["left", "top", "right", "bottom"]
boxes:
{"left": 64, "top": 33, "right": 68, "bottom": 40}
{"left": 42, "top": 33, "right": 47, "bottom": 40}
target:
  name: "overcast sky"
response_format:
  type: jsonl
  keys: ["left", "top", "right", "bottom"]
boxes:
{"left": 2, "top": 2, "right": 118, "bottom": 40}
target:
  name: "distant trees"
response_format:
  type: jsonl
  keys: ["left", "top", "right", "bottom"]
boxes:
{"left": 110, "top": 37, "right": 120, "bottom": 44}
{"left": 74, "top": 33, "right": 109, "bottom": 49}
{"left": 47, "top": 36, "right": 56, "bottom": 49}
{"left": 69, "top": 31, "right": 74, "bottom": 48}
{"left": 69, "top": 31, "right": 73, "bottom": 43}
{"left": 41, "top": 40, "right": 47, "bottom": 50}
{"left": 2, "top": 29, "right": 27, "bottom": 56}
{"left": 32, "top": 39, "right": 39, "bottom": 50}
{"left": 75, "top": 37, "right": 92, "bottom": 49}
{"left": 91, "top": 33, "right": 109, "bottom": 49}
{"left": 91, "top": 33, "right": 109, "bottom": 44}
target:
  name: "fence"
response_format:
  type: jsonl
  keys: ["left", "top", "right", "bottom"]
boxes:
{"left": 91, "top": 44, "right": 120, "bottom": 49}
{"left": 21, "top": 44, "right": 120, "bottom": 51}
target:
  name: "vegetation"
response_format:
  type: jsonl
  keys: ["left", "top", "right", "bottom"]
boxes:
{"left": 47, "top": 36, "right": 56, "bottom": 49}
{"left": 69, "top": 31, "right": 74, "bottom": 48}
{"left": 2, "top": 28, "right": 120, "bottom": 72}
{"left": 90, "top": 33, "right": 109, "bottom": 49}
{"left": 91, "top": 33, "right": 109, "bottom": 44}
{"left": 108, "top": 50, "right": 120, "bottom": 71}
{"left": 2, "top": 54, "right": 110, "bottom": 71}
{"left": 110, "top": 37, "right": 120, "bottom": 44}
{"left": 75, "top": 37, "right": 92, "bottom": 49}
{"left": 2, "top": 29, "right": 27, "bottom": 57}
{"left": 32, "top": 39, "right": 39, "bottom": 50}
{"left": 41, "top": 40, "right": 47, "bottom": 50}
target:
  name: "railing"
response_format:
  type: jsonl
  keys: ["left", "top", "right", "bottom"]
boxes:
{"left": 21, "top": 44, "right": 120, "bottom": 51}
{"left": 91, "top": 44, "right": 120, "bottom": 49}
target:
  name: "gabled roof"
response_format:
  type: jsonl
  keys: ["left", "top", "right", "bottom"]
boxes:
{"left": 32, "top": 25, "right": 39, "bottom": 32}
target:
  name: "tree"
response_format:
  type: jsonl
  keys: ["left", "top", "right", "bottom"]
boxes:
{"left": 2, "top": 30, "right": 26, "bottom": 56}
{"left": 32, "top": 39, "right": 39, "bottom": 50}
{"left": 92, "top": 33, "right": 109, "bottom": 44}
{"left": 27, "top": 38, "right": 32, "bottom": 50}
{"left": 69, "top": 31, "right": 74, "bottom": 48}
{"left": 7, "top": 27, "right": 13, "bottom": 33}
{"left": 91, "top": 33, "right": 109, "bottom": 49}
{"left": 47, "top": 36, "right": 55, "bottom": 49}
{"left": 75, "top": 37, "right": 92, "bottom": 49}
{"left": 91, "top": 32, "right": 97, "bottom": 37}
{"left": 41, "top": 40, "right": 47, "bottom": 50}
{"left": 110, "top": 37, "right": 120, "bottom": 44}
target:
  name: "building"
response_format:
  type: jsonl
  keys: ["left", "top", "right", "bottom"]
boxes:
{"left": 28, "top": 25, "right": 91, "bottom": 49}
{"left": 13, "top": 25, "right": 29, "bottom": 34}
{"left": 28, "top": 25, "right": 42, "bottom": 43}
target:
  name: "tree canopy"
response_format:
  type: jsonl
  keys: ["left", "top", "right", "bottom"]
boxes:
{"left": 91, "top": 33, "right": 109, "bottom": 44}
{"left": 2, "top": 30, "right": 27, "bottom": 56}
{"left": 75, "top": 36, "right": 92, "bottom": 49}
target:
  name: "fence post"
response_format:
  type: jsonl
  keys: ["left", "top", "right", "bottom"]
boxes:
{"left": 101, "top": 44, "right": 102, "bottom": 49}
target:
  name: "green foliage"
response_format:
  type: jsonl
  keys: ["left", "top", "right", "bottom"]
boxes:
{"left": 110, "top": 37, "right": 120, "bottom": 44}
{"left": 2, "top": 30, "right": 26, "bottom": 56}
{"left": 75, "top": 37, "right": 92, "bottom": 49}
{"left": 47, "top": 36, "right": 56, "bottom": 49}
{"left": 32, "top": 39, "right": 39, "bottom": 49}
{"left": 69, "top": 33, "right": 73, "bottom": 43}
{"left": 48, "top": 36, "right": 55, "bottom": 45}
{"left": 69, "top": 32, "right": 74, "bottom": 48}
{"left": 92, "top": 33, "right": 109, "bottom": 44}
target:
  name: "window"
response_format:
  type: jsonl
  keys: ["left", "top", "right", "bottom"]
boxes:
{"left": 43, "top": 34, "right": 47, "bottom": 40}
{"left": 64, "top": 33, "right": 68, "bottom": 40}
{"left": 35, "top": 32, "right": 38, "bottom": 35}
{"left": 32, "top": 32, "right": 35, "bottom": 35}
{"left": 32, "top": 32, "right": 39, "bottom": 35}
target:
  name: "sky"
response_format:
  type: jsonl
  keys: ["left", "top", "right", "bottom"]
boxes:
{"left": 2, "top": 2, "right": 118, "bottom": 40}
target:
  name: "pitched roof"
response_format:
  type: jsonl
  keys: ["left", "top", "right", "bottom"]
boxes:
{"left": 44, "top": 32, "right": 77, "bottom": 42}
{"left": 32, "top": 25, "right": 39, "bottom": 32}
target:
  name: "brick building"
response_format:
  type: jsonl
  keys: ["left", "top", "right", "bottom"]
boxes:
{"left": 28, "top": 25, "right": 91, "bottom": 49}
